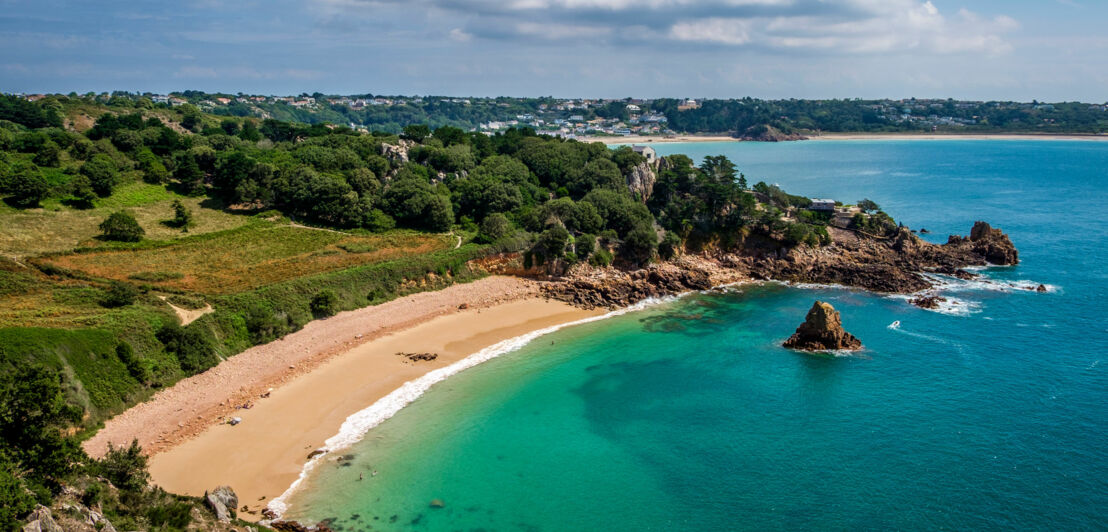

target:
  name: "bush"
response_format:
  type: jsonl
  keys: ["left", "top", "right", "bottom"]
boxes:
{"left": 146, "top": 502, "right": 192, "bottom": 529}
{"left": 620, "top": 225, "right": 658, "bottom": 265}
{"left": 362, "top": 209, "right": 396, "bottom": 233}
{"left": 157, "top": 323, "right": 219, "bottom": 375}
{"left": 310, "top": 289, "right": 340, "bottom": 318}
{"left": 589, "top": 247, "right": 613, "bottom": 267}
{"left": 102, "top": 281, "right": 139, "bottom": 308}
{"left": 0, "top": 459, "right": 37, "bottom": 529}
{"left": 658, "top": 231, "right": 682, "bottom": 260}
{"left": 115, "top": 343, "right": 148, "bottom": 383}
{"left": 97, "top": 440, "right": 149, "bottom": 493}
{"left": 99, "top": 211, "right": 144, "bottom": 242}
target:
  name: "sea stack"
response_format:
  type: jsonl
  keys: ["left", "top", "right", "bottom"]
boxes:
{"left": 783, "top": 301, "right": 863, "bottom": 351}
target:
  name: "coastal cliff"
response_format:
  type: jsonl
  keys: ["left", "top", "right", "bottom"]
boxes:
{"left": 541, "top": 221, "right": 1019, "bottom": 308}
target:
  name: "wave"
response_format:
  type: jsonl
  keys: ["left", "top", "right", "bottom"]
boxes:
{"left": 265, "top": 296, "right": 675, "bottom": 519}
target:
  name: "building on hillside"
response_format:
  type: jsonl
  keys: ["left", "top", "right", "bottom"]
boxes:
{"left": 631, "top": 145, "right": 656, "bottom": 164}
{"left": 808, "top": 199, "right": 836, "bottom": 212}
{"left": 626, "top": 104, "right": 641, "bottom": 113}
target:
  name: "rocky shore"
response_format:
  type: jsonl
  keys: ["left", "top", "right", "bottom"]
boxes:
{"left": 541, "top": 221, "right": 1019, "bottom": 308}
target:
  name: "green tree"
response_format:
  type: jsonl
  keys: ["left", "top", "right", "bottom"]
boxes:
{"left": 99, "top": 211, "right": 145, "bottom": 242}
{"left": 401, "top": 124, "right": 430, "bottom": 142}
{"left": 171, "top": 199, "right": 192, "bottom": 230}
{"left": 0, "top": 365, "right": 84, "bottom": 499}
{"left": 81, "top": 154, "right": 119, "bottom": 197}
{"left": 6, "top": 163, "right": 48, "bottom": 207}
{"left": 476, "top": 213, "right": 512, "bottom": 243}
{"left": 857, "top": 198, "right": 880, "bottom": 213}
{"left": 69, "top": 174, "right": 97, "bottom": 208}
{"left": 32, "top": 139, "right": 61, "bottom": 167}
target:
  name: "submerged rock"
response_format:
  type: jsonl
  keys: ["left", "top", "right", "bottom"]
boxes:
{"left": 205, "top": 486, "right": 239, "bottom": 523}
{"left": 910, "top": 294, "right": 946, "bottom": 309}
{"left": 783, "top": 301, "right": 862, "bottom": 351}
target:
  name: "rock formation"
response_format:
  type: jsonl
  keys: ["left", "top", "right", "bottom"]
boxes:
{"left": 909, "top": 294, "right": 946, "bottom": 309}
{"left": 379, "top": 139, "right": 413, "bottom": 169}
{"left": 783, "top": 301, "right": 862, "bottom": 351}
{"left": 739, "top": 124, "right": 808, "bottom": 142}
{"left": 946, "top": 221, "right": 1019, "bottom": 265}
{"left": 205, "top": 486, "right": 239, "bottom": 522}
{"left": 625, "top": 161, "right": 656, "bottom": 201}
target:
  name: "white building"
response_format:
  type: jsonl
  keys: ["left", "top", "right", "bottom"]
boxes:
{"left": 631, "top": 145, "right": 656, "bottom": 164}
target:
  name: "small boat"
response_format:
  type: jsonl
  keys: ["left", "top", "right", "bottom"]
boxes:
{"left": 888, "top": 320, "right": 901, "bottom": 329}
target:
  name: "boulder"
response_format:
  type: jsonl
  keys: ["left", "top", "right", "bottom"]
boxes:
{"left": 430, "top": 498, "right": 445, "bottom": 508}
{"left": 1036, "top": 284, "right": 1048, "bottom": 293}
{"left": 783, "top": 301, "right": 862, "bottom": 351}
{"left": 205, "top": 486, "right": 239, "bottom": 523}
{"left": 967, "top": 221, "right": 1019, "bottom": 265}
{"left": 22, "top": 507, "right": 62, "bottom": 532}
{"left": 909, "top": 294, "right": 946, "bottom": 309}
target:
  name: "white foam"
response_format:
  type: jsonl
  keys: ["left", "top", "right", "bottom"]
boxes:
{"left": 887, "top": 292, "right": 981, "bottom": 316}
{"left": 265, "top": 296, "right": 674, "bottom": 519}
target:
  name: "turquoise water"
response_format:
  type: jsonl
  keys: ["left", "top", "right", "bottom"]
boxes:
{"left": 284, "top": 141, "right": 1108, "bottom": 530}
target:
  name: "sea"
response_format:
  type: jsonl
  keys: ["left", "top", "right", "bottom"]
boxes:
{"left": 280, "top": 140, "right": 1108, "bottom": 531}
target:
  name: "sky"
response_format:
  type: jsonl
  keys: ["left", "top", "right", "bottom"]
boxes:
{"left": 1, "top": 0, "right": 1105, "bottom": 101}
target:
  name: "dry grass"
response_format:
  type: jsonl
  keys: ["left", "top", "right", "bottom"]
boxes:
{"left": 41, "top": 224, "right": 451, "bottom": 295}
{"left": 0, "top": 182, "right": 249, "bottom": 258}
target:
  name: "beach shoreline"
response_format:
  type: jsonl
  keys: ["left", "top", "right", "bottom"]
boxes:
{"left": 84, "top": 276, "right": 603, "bottom": 522}
{"left": 581, "top": 132, "right": 1108, "bottom": 145}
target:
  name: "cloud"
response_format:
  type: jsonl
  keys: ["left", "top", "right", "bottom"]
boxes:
{"left": 316, "top": 0, "right": 1017, "bottom": 56}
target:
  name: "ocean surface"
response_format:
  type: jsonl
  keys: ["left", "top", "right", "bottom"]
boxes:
{"left": 282, "top": 140, "right": 1108, "bottom": 530}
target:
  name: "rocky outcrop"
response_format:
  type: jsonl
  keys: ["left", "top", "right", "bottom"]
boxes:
{"left": 205, "top": 486, "right": 239, "bottom": 522}
{"left": 783, "top": 301, "right": 862, "bottom": 351}
{"left": 739, "top": 124, "right": 808, "bottom": 142}
{"left": 379, "top": 140, "right": 414, "bottom": 168}
{"left": 946, "top": 221, "right": 1019, "bottom": 265}
{"left": 22, "top": 507, "right": 63, "bottom": 532}
{"left": 626, "top": 161, "right": 656, "bottom": 201}
{"left": 542, "top": 259, "right": 727, "bottom": 309}
{"left": 542, "top": 222, "right": 1020, "bottom": 308}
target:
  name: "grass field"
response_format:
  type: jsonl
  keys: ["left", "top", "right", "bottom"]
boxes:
{"left": 0, "top": 182, "right": 250, "bottom": 257}
{"left": 40, "top": 222, "right": 452, "bottom": 294}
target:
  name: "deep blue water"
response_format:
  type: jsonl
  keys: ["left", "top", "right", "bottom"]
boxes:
{"left": 285, "top": 141, "right": 1108, "bottom": 531}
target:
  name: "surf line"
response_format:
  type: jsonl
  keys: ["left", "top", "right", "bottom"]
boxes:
{"left": 265, "top": 295, "right": 677, "bottom": 519}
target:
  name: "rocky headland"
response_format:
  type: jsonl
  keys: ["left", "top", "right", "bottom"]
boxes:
{"left": 783, "top": 301, "right": 863, "bottom": 351}
{"left": 539, "top": 221, "right": 1019, "bottom": 309}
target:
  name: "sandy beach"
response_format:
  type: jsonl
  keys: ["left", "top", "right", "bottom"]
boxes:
{"left": 806, "top": 133, "right": 1108, "bottom": 142}
{"left": 581, "top": 132, "right": 1108, "bottom": 145}
{"left": 583, "top": 135, "right": 738, "bottom": 145}
{"left": 83, "top": 276, "right": 602, "bottom": 520}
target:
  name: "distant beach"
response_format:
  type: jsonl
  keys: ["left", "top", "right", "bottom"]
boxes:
{"left": 583, "top": 133, "right": 1108, "bottom": 145}
{"left": 83, "top": 276, "right": 601, "bottom": 521}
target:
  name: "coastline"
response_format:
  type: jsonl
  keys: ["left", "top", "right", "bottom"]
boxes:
{"left": 580, "top": 132, "right": 1108, "bottom": 145}
{"left": 109, "top": 280, "right": 602, "bottom": 521}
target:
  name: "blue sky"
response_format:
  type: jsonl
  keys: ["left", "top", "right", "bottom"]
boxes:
{"left": 1, "top": 0, "right": 1105, "bottom": 101}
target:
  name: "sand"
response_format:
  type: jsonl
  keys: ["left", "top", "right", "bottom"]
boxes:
{"left": 84, "top": 276, "right": 601, "bottom": 520}
{"left": 579, "top": 133, "right": 1108, "bottom": 145}
{"left": 808, "top": 133, "right": 1108, "bottom": 142}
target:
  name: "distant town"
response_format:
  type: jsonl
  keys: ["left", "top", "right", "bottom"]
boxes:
{"left": 12, "top": 91, "right": 1108, "bottom": 137}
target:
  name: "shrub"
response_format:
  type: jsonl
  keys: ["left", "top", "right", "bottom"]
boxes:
{"left": 69, "top": 174, "right": 97, "bottom": 208}
{"left": 96, "top": 440, "right": 149, "bottom": 493}
{"left": 310, "top": 289, "right": 340, "bottom": 318}
{"left": 115, "top": 343, "right": 148, "bottom": 383}
{"left": 658, "top": 231, "right": 682, "bottom": 260}
{"left": 146, "top": 502, "right": 192, "bottom": 529}
{"left": 157, "top": 323, "right": 219, "bottom": 375}
{"left": 589, "top": 247, "right": 613, "bottom": 267}
{"left": 127, "top": 271, "right": 183, "bottom": 282}
{"left": 102, "top": 281, "right": 139, "bottom": 308}
{"left": 99, "top": 211, "right": 144, "bottom": 242}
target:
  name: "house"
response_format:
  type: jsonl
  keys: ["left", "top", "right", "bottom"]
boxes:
{"left": 631, "top": 145, "right": 656, "bottom": 163}
{"left": 626, "top": 104, "right": 641, "bottom": 113}
{"left": 809, "top": 199, "right": 836, "bottom": 212}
